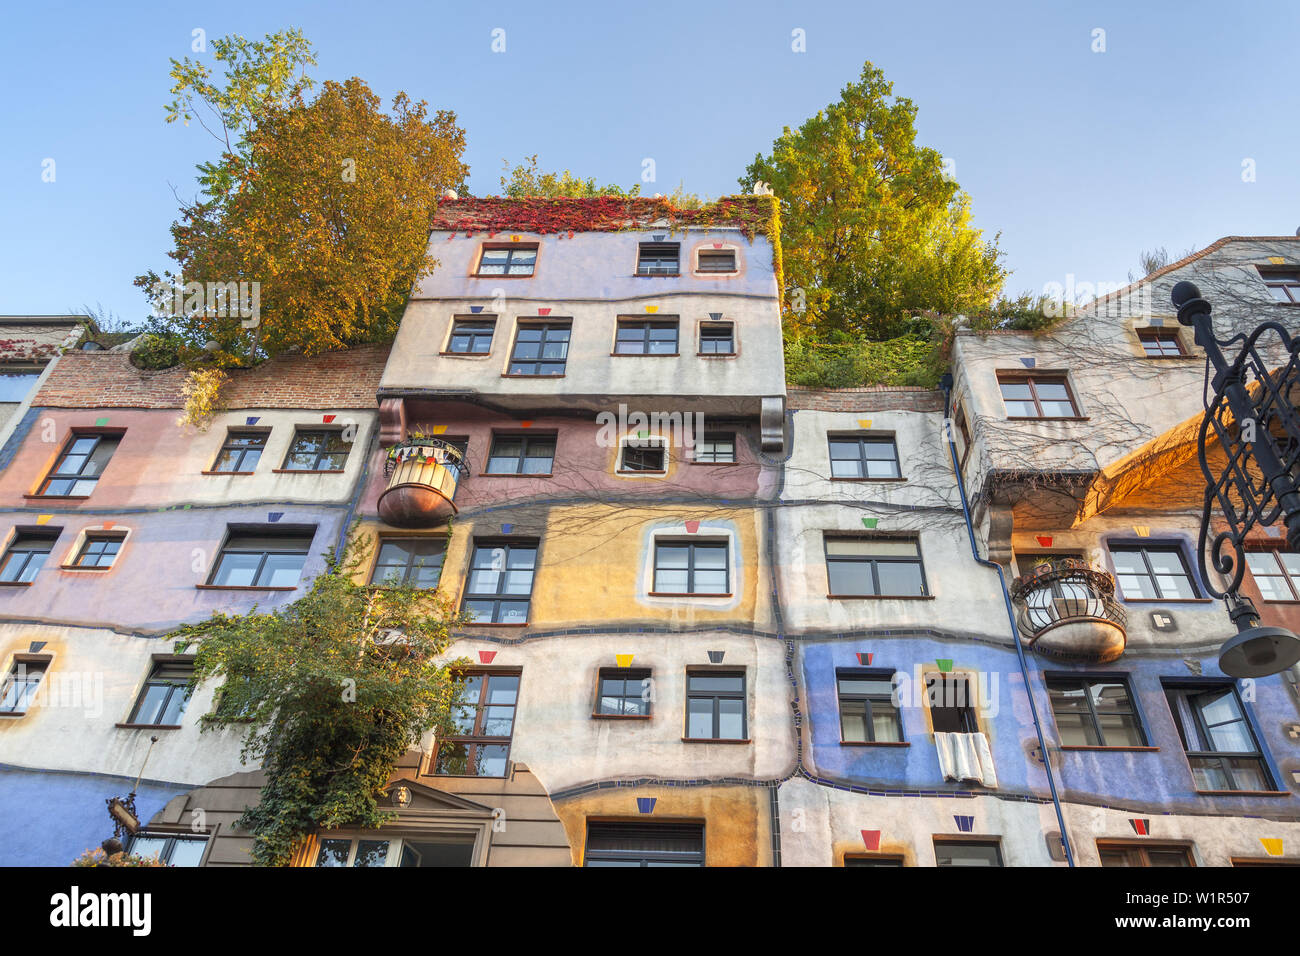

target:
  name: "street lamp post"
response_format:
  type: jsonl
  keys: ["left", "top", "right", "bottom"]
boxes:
{"left": 1172, "top": 280, "right": 1300, "bottom": 677}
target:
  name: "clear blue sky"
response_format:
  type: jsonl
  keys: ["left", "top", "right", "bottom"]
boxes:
{"left": 2, "top": 0, "right": 1297, "bottom": 325}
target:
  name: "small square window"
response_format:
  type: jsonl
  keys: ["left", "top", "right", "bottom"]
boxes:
{"left": 476, "top": 244, "right": 537, "bottom": 277}
{"left": 282, "top": 429, "right": 351, "bottom": 471}
{"left": 0, "top": 531, "right": 59, "bottom": 583}
{"left": 73, "top": 533, "right": 124, "bottom": 569}
{"left": 446, "top": 318, "right": 496, "bottom": 354}
{"left": 699, "top": 323, "right": 735, "bottom": 354}
{"left": 596, "top": 668, "right": 651, "bottom": 716}
{"left": 39, "top": 433, "right": 120, "bottom": 496}
{"left": 697, "top": 249, "right": 737, "bottom": 273}
{"left": 211, "top": 430, "right": 266, "bottom": 473}
{"left": 1137, "top": 328, "right": 1184, "bottom": 357}
{"left": 636, "top": 243, "right": 680, "bottom": 276}
{"left": 693, "top": 432, "right": 736, "bottom": 464}
{"left": 1, "top": 658, "right": 47, "bottom": 714}
{"left": 128, "top": 660, "right": 193, "bottom": 726}
{"left": 620, "top": 439, "right": 666, "bottom": 473}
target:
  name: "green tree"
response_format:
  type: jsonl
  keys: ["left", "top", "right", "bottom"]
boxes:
{"left": 171, "top": 536, "right": 469, "bottom": 866}
{"left": 498, "top": 154, "right": 705, "bottom": 207}
{"left": 741, "top": 62, "right": 1006, "bottom": 340}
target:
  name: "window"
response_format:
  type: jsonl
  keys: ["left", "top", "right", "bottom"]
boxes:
{"left": 315, "top": 838, "right": 395, "bottom": 867}
{"left": 1137, "top": 328, "right": 1185, "bottom": 357}
{"left": 685, "top": 671, "right": 746, "bottom": 740}
{"left": 209, "top": 530, "right": 312, "bottom": 588}
{"left": 508, "top": 322, "right": 570, "bottom": 376}
{"left": 210, "top": 430, "right": 266, "bottom": 473}
{"left": 128, "top": 661, "right": 193, "bottom": 726}
{"left": 128, "top": 833, "right": 208, "bottom": 867}
{"left": 462, "top": 540, "right": 537, "bottom": 624}
{"left": 400, "top": 835, "right": 479, "bottom": 867}
{"left": 0, "top": 531, "right": 57, "bottom": 583}
{"left": 282, "top": 429, "right": 351, "bottom": 471}
{"left": 699, "top": 323, "right": 735, "bottom": 354}
{"left": 836, "top": 669, "right": 903, "bottom": 743}
{"left": 370, "top": 538, "right": 445, "bottom": 588}
{"left": 845, "top": 855, "right": 905, "bottom": 867}
{"left": 934, "top": 840, "right": 1003, "bottom": 867}
{"left": 1046, "top": 676, "right": 1145, "bottom": 747}
{"left": 1245, "top": 550, "right": 1300, "bottom": 601}
{"left": 476, "top": 244, "right": 537, "bottom": 277}
{"left": 954, "top": 408, "right": 973, "bottom": 467}
{"left": 596, "top": 667, "right": 651, "bottom": 717}
{"left": 828, "top": 436, "right": 901, "bottom": 479}
{"left": 1164, "top": 683, "right": 1273, "bottom": 792}
{"left": 446, "top": 318, "right": 496, "bottom": 354}
{"left": 1110, "top": 544, "right": 1199, "bottom": 600}
{"left": 1098, "top": 843, "right": 1193, "bottom": 867}
{"left": 997, "top": 373, "right": 1079, "bottom": 419}
{"left": 0, "top": 369, "right": 41, "bottom": 403}
{"left": 619, "top": 437, "right": 666, "bottom": 473}
{"left": 926, "top": 674, "right": 978, "bottom": 734}
{"left": 1259, "top": 268, "right": 1300, "bottom": 303}
{"left": 39, "top": 433, "right": 120, "bottom": 496}
{"left": 585, "top": 822, "right": 704, "bottom": 867}
{"left": 693, "top": 432, "right": 735, "bottom": 464}
{"left": 825, "top": 536, "right": 927, "bottom": 597}
{"left": 654, "top": 539, "right": 728, "bottom": 595}
{"left": 697, "top": 249, "right": 737, "bottom": 273}
{"left": 0, "top": 658, "right": 47, "bottom": 714}
{"left": 433, "top": 671, "right": 520, "bottom": 776}
{"left": 485, "top": 433, "right": 556, "bottom": 475}
{"left": 72, "top": 532, "right": 124, "bottom": 569}
{"left": 615, "top": 319, "right": 678, "bottom": 355}
{"left": 636, "top": 242, "right": 680, "bottom": 276}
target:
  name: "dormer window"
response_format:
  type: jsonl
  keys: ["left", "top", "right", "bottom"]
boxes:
{"left": 637, "top": 243, "right": 680, "bottom": 276}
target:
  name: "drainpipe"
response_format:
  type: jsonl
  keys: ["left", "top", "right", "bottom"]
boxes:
{"left": 940, "top": 373, "right": 1075, "bottom": 867}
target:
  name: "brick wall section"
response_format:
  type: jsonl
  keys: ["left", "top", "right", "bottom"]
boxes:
{"left": 32, "top": 344, "right": 391, "bottom": 410}
{"left": 786, "top": 386, "right": 945, "bottom": 413}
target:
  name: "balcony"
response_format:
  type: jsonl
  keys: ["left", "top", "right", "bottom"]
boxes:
{"left": 377, "top": 437, "right": 467, "bottom": 528}
{"left": 1010, "top": 559, "right": 1128, "bottom": 663}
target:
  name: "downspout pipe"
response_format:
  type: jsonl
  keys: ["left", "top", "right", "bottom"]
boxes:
{"left": 940, "top": 373, "right": 1076, "bottom": 867}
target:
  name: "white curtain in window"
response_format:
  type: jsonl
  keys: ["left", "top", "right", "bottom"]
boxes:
{"left": 935, "top": 731, "right": 998, "bottom": 788}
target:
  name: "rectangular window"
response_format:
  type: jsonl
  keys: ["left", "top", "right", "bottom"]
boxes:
{"left": 825, "top": 536, "right": 927, "bottom": 597}
{"left": 433, "top": 671, "right": 520, "bottom": 776}
{"left": 845, "top": 855, "right": 905, "bottom": 867}
{"left": 1245, "top": 549, "right": 1300, "bottom": 601}
{"left": 1110, "top": 544, "right": 1199, "bottom": 600}
{"left": 697, "top": 249, "right": 736, "bottom": 273}
{"left": 0, "top": 658, "right": 47, "bottom": 714}
{"left": 1046, "top": 676, "right": 1145, "bottom": 747}
{"left": 615, "top": 319, "right": 678, "bottom": 355}
{"left": 828, "top": 436, "right": 901, "bottom": 479}
{"left": 508, "top": 322, "right": 570, "bottom": 376}
{"left": 476, "top": 244, "right": 537, "bottom": 277}
{"left": 485, "top": 433, "right": 556, "bottom": 475}
{"left": 997, "top": 373, "right": 1079, "bottom": 419}
{"left": 72, "top": 532, "right": 124, "bottom": 569}
{"left": 585, "top": 822, "right": 704, "bottom": 867}
{"left": 693, "top": 432, "right": 736, "bottom": 464}
{"left": 1098, "top": 842, "right": 1194, "bottom": 867}
{"left": 699, "top": 322, "right": 735, "bottom": 354}
{"left": 462, "top": 540, "right": 537, "bottom": 624}
{"left": 934, "top": 840, "right": 1003, "bottom": 867}
{"left": 619, "top": 438, "right": 666, "bottom": 473}
{"left": 0, "top": 531, "right": 57, "bottom": 583}
{"left": 926, "top": 674, "right": 978, "bottom": 734}
{"left": 128, "top": 832, "right": 208, "bottom": 867}
{"left": 596, "top": 667, "right": 651, "bottom": 717}
{"left": 128, "top": 661, "right": 193, "bottom": 726}
{"left": 446, "top": 318, "right": 496, "bottom": 354}
{"left": 210, "top": 430, "right": 266, "bottom": 473}
{"left": 315, "top": 838, "right": 394, "bottom": 867}
{"left": 836, "top": 669, "right": 903, "bottom": 743}
{"left": 654, "top": 539, "right": 728, "bottom": 595}
{"left": 955, "top": 408, "right": 972, "bottom": 467}
{"left": 685, "top": 671, "right": 746, "bottom": 740}
{"left": 1258, "top": 268, "right": 1300, "bottom": 303}
{"left": 209, "top": 530, "right": 312, "bottom": 588}
{"left": 1137, "top": 328, "right": 1185, "bottom": 357}
{"left": 282, "top": 429, "right": 351, "bottom": 471}
{"left": 370, "top": 537, "right": 445, "bottom": 588}
{"left": 1164, "top": 683, "right": 1273, "bottom": 792}
{"left": 0, "top": 369, "right": 41, "bottom": 403}
{"left": 39, "top": 433, "right": 120, "bottom": 496}
{"left": 636, "top": 242, "right": 680, "bottom": 276}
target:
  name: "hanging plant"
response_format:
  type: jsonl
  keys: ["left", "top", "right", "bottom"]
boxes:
{"left": 176, "top": 367, "right": 230, "bottom": 431}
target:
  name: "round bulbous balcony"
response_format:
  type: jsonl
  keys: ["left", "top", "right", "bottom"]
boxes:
{"left": 377, "top": 437, "right": 468, "bottom": 528}
{"left": 1009, "top": 560, "right": 1128, "bottom": 663}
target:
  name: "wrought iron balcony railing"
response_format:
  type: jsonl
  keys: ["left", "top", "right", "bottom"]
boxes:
{"left": 377, "top": 437, "right": 468, "bottom": 528}
{"left": 1009, "top": 559, "right": 1128, "bottom": 663}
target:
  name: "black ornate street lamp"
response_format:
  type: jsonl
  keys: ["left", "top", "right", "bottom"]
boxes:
{"left": 1172, "top": 280, "right": 1300, "bottom": 677}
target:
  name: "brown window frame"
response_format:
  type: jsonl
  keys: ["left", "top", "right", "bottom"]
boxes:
{"left": 36, "top": 429, "right": 124, "bottom": 497}
{"left": 1258, "top": 267, "right": 1300, "bottom": 304}
{"left": 431, "top": 668, "right": 521, "bottom": 777}
{"left": 1136, "top": 327, "right": 1186, "bottom": 357}
{"left": 996, "top": 372, "right": 1081, "bottom": 420}
{"left": 1097, "top": 841, "right": 1195, "bottom": 867}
